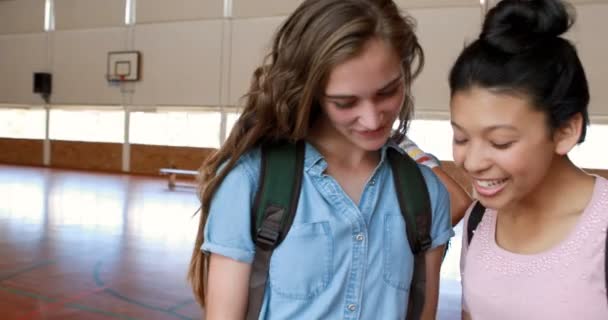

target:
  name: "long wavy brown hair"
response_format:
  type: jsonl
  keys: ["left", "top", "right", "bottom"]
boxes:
{"left": 188, "top": 0, "right": 424, "bottom": 305}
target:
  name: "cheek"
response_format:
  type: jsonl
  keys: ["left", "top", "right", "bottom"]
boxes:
{"left": 387, "top": 92, "right": 405, "bottom": 112}
{"left": 452, "top": 145, "right": 466, "bottom": 167}
{"left": 496, "top": 144, "right": 550, "bottom": 181}
{"left": 326, "top": 108, "right": 357, "bottom": 127}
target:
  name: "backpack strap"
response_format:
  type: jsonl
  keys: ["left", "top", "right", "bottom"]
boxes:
{"left": 467, "top": 201, "right": 486, "bottom": 246}
{"left": 246, "top": 141, "right": 305, "bottom": 320}
{"left": 387, "top": 148, "right": 431, "bottom": 320}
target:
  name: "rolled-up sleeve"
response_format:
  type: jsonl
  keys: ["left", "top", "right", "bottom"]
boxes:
{"left": 201, "top": 151, "right": 260, "bottom": 264}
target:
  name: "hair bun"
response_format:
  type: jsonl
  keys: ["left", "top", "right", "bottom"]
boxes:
{"left": 480, "top": 0, "right": 573, "bottom": 54}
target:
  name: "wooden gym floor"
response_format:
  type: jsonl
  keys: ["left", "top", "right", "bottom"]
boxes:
{"left": 0, "top": 164, "right": 202, "bottom": 320}
{"left": 0, "top": 164, "right": 462, "bottom": 320}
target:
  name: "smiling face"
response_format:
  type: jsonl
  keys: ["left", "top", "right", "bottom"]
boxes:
{"left": 315, "top": 37, "right": 405, "bottom": 152}
{"left": 450, "top": 87, "right": 561, "bottom": 210}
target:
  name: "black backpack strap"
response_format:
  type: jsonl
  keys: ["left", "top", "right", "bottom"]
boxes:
{"left": 387, "top": 148, "right": 431, "bottom": 320}
{"left": 467, "top": 201, "right": 486, "bottom": 246}
{"left": 246, "top": 141, "right": 305, "bottom": 320}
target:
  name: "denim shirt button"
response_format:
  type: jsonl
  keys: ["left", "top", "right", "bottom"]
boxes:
{"left": 355, "top": 233, "right": 365, "bottom": 241}
{"left": 347, "top": 304, "right": 357, "bottom": 312}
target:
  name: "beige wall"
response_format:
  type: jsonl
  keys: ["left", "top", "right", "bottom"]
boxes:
{"left": 0, "top": 0, "right": 606, "bottom": 121}
{"left": 0, "top": 34, "right": 48, "bottom": 104}
{"left": 54, "top": 0, "right": 126, "bottom": 30}
{"left": 0, "top": 0, "right": 45, "bottom": 35}
{"left": 232, "top": 0, "right": 303, "bottom": 18}
{"left": 51, "top": 28, "right": 127, "bottom": 105}
{"left": 569, "top": 3, "right": 608, "bottom": 119}
{"left": 132, "top": 20, "right": 224, "bottom": 106}
{"left": 410, "top": 7, "right": 481, "bottom": 114}
{"left": 229, "top": 17, "right": 285, "bottom": 105}
{"left": 137, "top": 0, "right": 223, "bottom": 23}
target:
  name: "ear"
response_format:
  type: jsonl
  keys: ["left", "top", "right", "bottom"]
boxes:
{"left": 553, "top": 113, "right": 583, "bottom": 155}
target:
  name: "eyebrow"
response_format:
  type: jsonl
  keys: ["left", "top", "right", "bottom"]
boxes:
{"left": 323, "top": 74, "right": 403, "bottom": 100}
{"left": 451, "top": 121, "right": 518, "bottom": 133}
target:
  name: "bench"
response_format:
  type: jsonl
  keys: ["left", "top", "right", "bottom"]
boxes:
{"left": 159, "top": 168, "right": 198, "bottom": 190}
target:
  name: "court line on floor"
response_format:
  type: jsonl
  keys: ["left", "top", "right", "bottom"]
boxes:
{"left": 167, "top": 298, "right": 197, "bottom": 312}
{"left": 0, "top": 258, "right": 196, "bottom": 319}
{"left": 8, "top": 280, "right": 112, "bottom": 320}
{"left": 0, "top": 284, "right": 137, "bottom": 320}
{"left": 93, "top": 261, "right": 195, "bottom": 320}
{"left": 0, "top": 260, "right": 56, "bottom": 282}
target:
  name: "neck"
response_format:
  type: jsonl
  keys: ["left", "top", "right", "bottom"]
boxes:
{"left": 504, "top": 156, "right": 594, "bottom": 220}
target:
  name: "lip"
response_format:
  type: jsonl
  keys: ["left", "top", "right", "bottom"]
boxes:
{"left": 473, "top": 178, "right": 509, "bottom": 197}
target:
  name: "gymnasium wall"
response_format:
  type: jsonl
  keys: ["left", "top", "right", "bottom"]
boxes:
{"left": 0, "top": 0, "right": 607, "bottom": 174}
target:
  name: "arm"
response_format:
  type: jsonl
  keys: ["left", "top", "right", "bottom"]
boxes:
{"left": 462, "top": 310, "right": 472, "bottom": 320}
{"left": 205, "top": 253, "right": 252, "bottom": 320}
{"left": 200, "top": 152, "right": 260, "bottom": 320}
{"left": 420, "top": 244, "right": 445, "bottom": 320}
{"left": 431, "top": 166, "right": 471, "bottom": 226}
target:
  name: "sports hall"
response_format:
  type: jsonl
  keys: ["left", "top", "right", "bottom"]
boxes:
{"left": 1, "top": 0, "right": 606, "bottom": 319}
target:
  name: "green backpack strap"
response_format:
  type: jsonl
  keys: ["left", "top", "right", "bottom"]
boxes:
{"left": 387, "top": 148, "right": 432, "bottom": 320}
{"left": 246, "top": 141, "right": 305, "bottom": 320}
{"left": 467, "top": 201, "right": 486, "bottom": 246}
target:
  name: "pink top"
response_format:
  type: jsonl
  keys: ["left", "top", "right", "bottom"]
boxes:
{"left": 461, "top": 176, "right": 608, "bottom": 319}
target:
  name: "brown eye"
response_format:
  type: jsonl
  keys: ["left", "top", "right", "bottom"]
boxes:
{"left": 491, "top": 142, "right": 514, "bottom": 149}
{"left": 377, "top": 87, "right": 398, "bottom": 97}
{"left": 453, "top": 138, "right": 468, "bottom": 145}
{"left": 332, "top": 100, "right": 356, "bottom": 109}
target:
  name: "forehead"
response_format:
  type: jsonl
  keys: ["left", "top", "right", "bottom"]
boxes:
{"left": 324, "top": 38, "right": 402, "bottom": 95}
{"left": 450, "top": 87, "right": 547, "bottom": 130}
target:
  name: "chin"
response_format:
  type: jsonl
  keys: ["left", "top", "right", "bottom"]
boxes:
{"left": 357, "top": 139, "right": 388, "bottom": 151}
{"left": 476, "top": 195, "right": 512, "bottom": 211}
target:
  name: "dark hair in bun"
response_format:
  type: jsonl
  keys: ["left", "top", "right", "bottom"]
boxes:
{"left": 449, "top": 0, "right": 589, "bottom": 142}
{"left": 481, "top": 0, "right": 572, "bottom": 54}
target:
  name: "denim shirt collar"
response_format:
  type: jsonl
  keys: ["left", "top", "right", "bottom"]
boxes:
{"left": 303, "top": 139, "right": 405, "bottom": 177}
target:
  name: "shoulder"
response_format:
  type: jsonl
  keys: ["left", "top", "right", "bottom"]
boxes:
{"left": 209, "top": 148, "right": 262, "bottom": 210}
{"left": 417, "top": 164, "right": 448, "bottom": 198}
{"left": 583, "top": 175, "right": 608, "bottom": 221}
{"left": 594, "top": 175, "right": 608, "bottom": 199}
{"left": 220, "top": 148, "right": 262, "bottom": 185}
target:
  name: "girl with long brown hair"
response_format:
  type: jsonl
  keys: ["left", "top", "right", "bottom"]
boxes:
{"left": 189, "top": 0, "right": 453, "bottom": 318}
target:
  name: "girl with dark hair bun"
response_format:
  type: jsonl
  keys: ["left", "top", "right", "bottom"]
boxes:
{"left": 450, "top": 0, "right": 608, "bottom": 319}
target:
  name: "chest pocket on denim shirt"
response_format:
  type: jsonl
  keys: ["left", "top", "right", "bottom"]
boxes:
{"left": 269, "top": 221, "right": 333, "bottom": 299}
{"left": 383, "top": 214, "right": 414, "bottom": 291}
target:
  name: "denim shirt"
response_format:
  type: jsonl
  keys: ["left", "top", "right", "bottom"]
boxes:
{"left": 202, "top": 142, "right": 454, "bottom": 319}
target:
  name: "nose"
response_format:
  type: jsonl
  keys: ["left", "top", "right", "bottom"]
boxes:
{"left": 462, "top": 142, "right": 491, "bottom": 174}
{"left": 358, "top": 101, "right": 384, "bottom": 130}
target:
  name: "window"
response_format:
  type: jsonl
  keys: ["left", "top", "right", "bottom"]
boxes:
{"left": 407, "top": 119, "right": 455, "bottom": 161}
{"left": 407, "top": 119, "right": 608, "bottom": 170}
{"left": 49, "top": 108, "right": 125, "bottom": 143}
{"left": 0, "top": 107, "right": 46, "bottom": 139}
{"left": 44, "top": 0, "right": 55, "bottom": 31}
{"left": 570, "top": 123, "right": 608, "bottom": 170}
{"left": 125, "top": 0, "right": 136, "bottom": 25}
{"left": 130, "top": 109, "right": 221, "bottom": 148}
{"left": 225, "top": 109, "right": 241, "bottom": 139}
